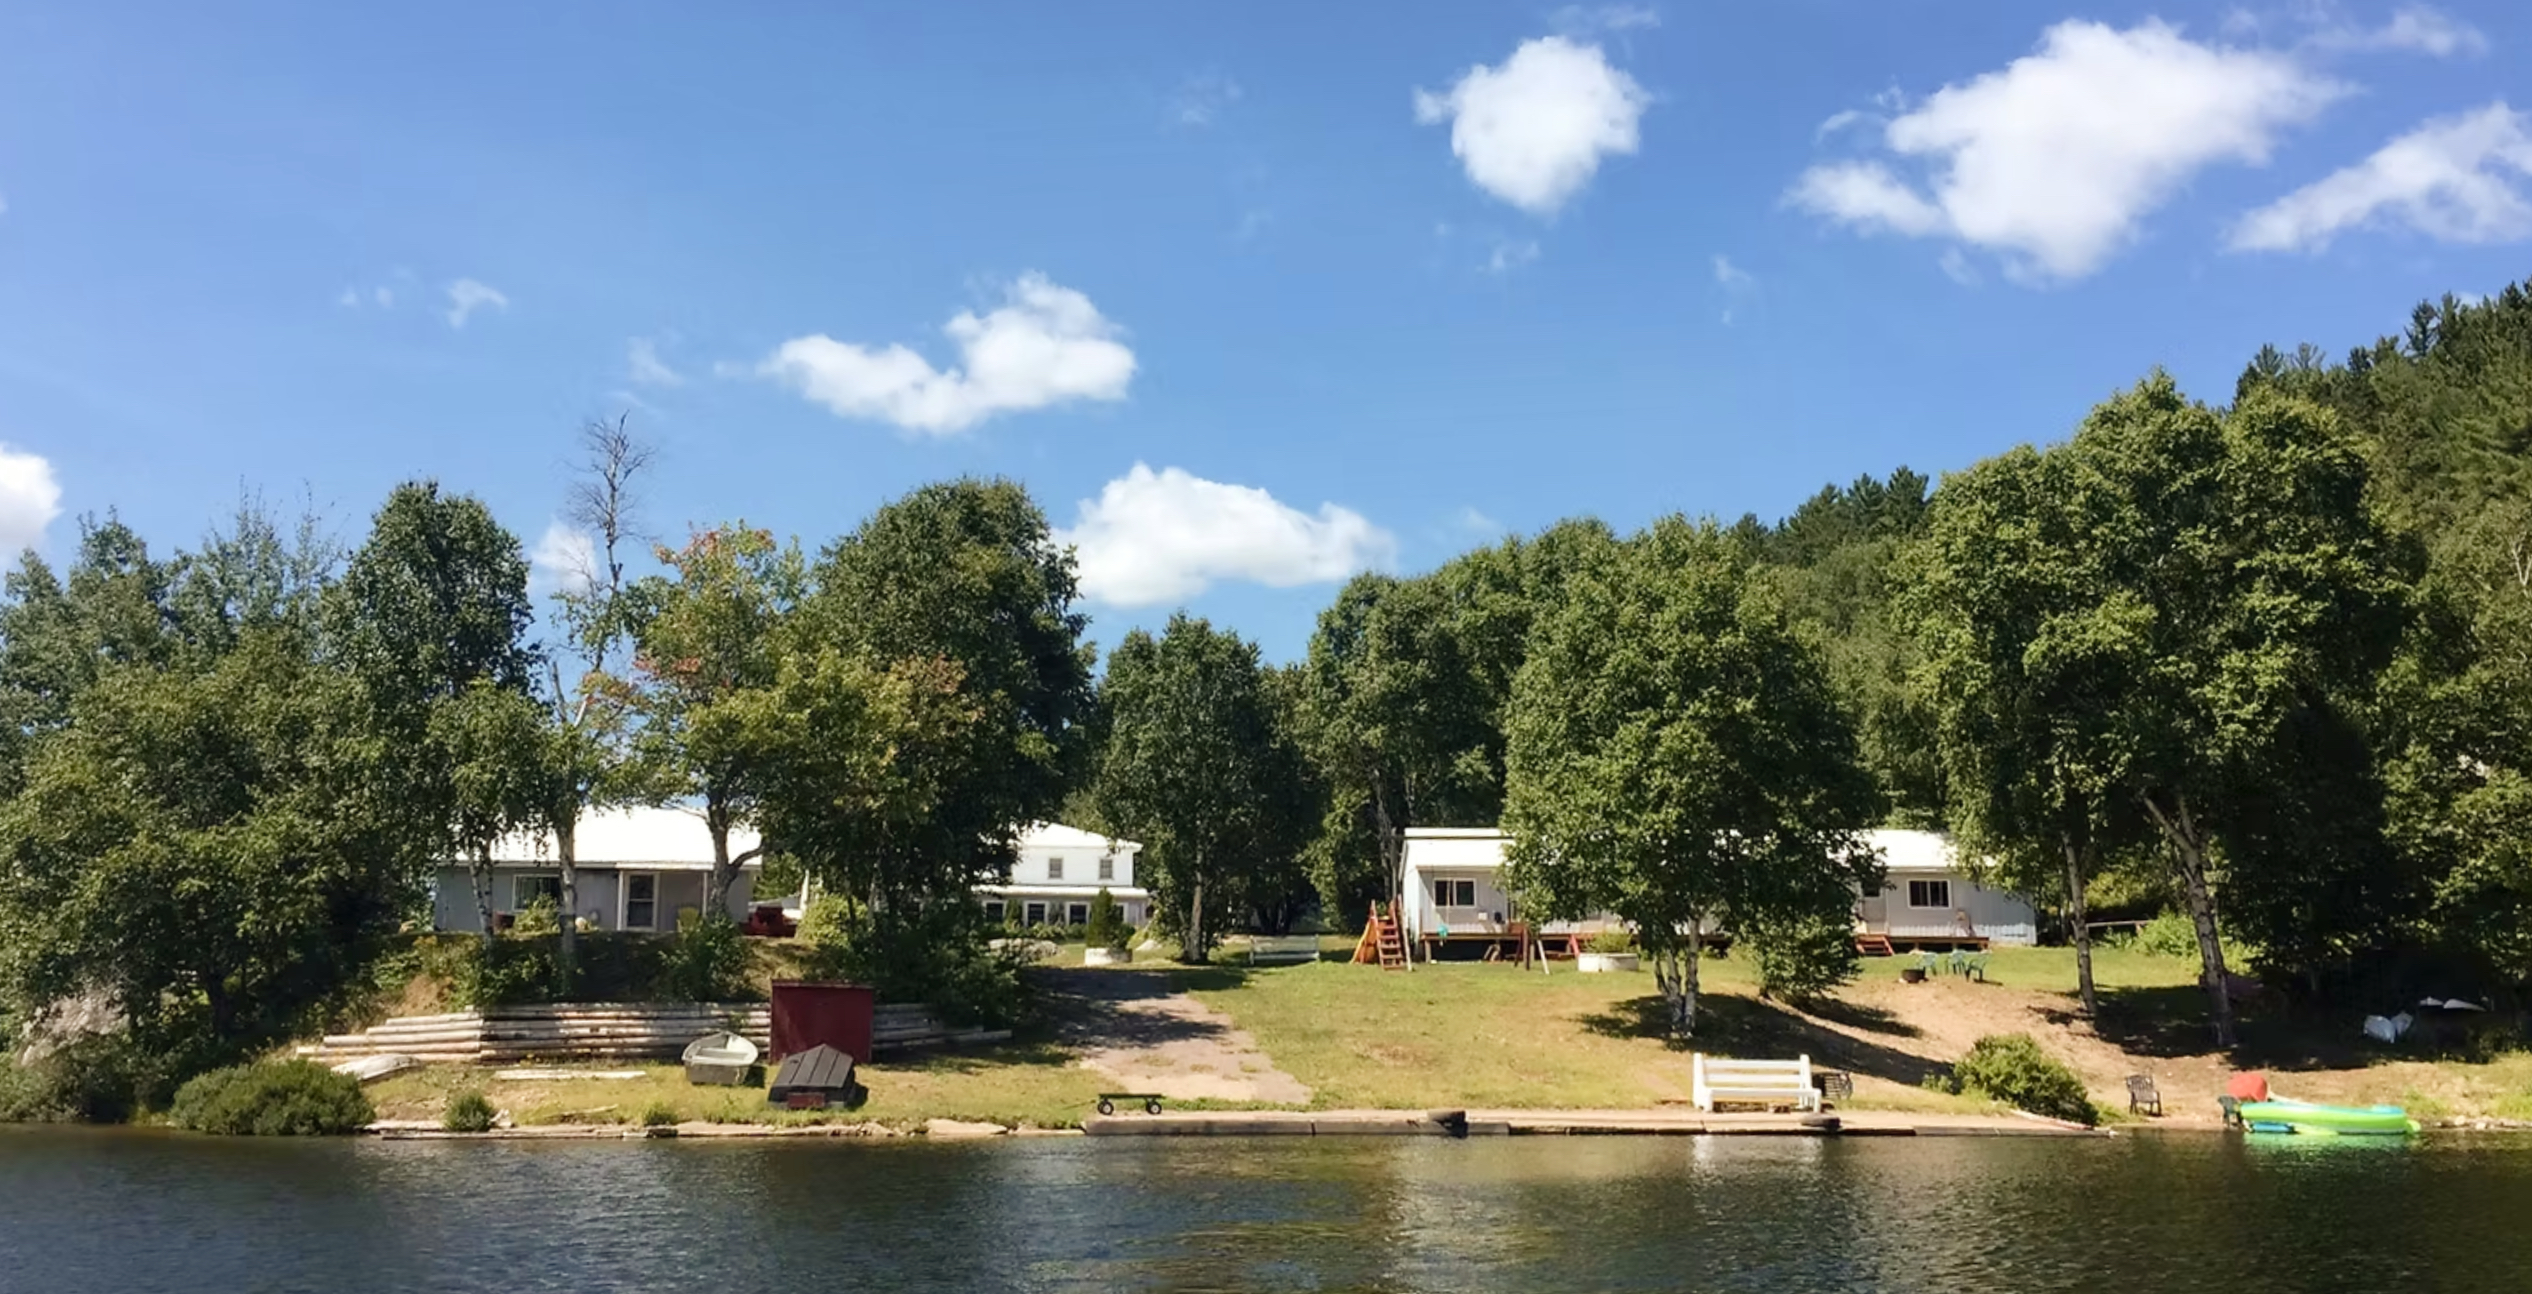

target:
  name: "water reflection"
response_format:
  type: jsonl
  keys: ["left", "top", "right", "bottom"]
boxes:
{"left": 3, "top": 1128, "right": 2529, "bottom": 1293}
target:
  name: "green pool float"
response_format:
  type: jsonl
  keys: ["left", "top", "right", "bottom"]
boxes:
{"left": 2235, "top": 1096, "right": 2419, "bottom": 1136}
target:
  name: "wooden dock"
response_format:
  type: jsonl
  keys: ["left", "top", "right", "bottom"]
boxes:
{"left": 1082, "top": 1108, "right": 2102, "bottom": 1138}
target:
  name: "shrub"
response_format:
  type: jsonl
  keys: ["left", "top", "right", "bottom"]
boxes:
{"left": 169, "top": 1060, "right": 374, "bottom": 1136}
{"left": 2133, "top": 912, "right": 2201, "bottom": 959}
{"left": 640, "top": 1101, "right": 679, "bottom": 1128}
{"left": 657, "top": 920, "right": 750, "bottom": 1002}
{"left": 443, "top": 1088, "right": 497, "bottom": 1133}
{"left": 510, "top": 894, "right": 561, "bottom": 939}
{"left": 1947, "top": 1033, "right": 2098, "bottom": 1126}
{"left": 0, "top": 1034, "right": 178, "bottom": 1124}
{"left": 451, "top": 939, "right": 562, "bottom": 1006}
{"left": 1586, "top": 929, "right": 1636, "bottom": 955}
{"left": 1746, "top": 910, "right": 1864, "bottom": 1005}
{"left": 1084, "top": 888, "right": 1126, "bottom": 951}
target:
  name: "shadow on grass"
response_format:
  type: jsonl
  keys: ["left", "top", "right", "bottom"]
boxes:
{"left": 1024, "top": 966, "right": 1258, "bottom": 1052}
{"left": 877, "top": 1038, "right": 1078, "bottom": 1077}
{"left": 1577, "top": 993, "right": 1950, "bottom": 1089}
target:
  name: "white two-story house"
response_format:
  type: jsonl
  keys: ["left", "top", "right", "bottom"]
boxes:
{"left": 979, "top": 823, "right": 1148, "bottom": 928}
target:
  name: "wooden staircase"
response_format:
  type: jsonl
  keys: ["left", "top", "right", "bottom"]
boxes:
{"left": 1353, "top": 901, "right": 1409, "bottom": 970}
{"left": 1854, "top": 933, "right": 1896, "bottom": 957}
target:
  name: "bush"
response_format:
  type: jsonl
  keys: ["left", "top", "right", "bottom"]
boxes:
{"left": 2132, "top": 912, "right": 2201, "bottom": 959}
{"left": 1946, "top": 1034, "right": 2098, "bottom": 1126}
{"left": 1746, "top": 910, "right": 1864, "bottom": 1005}
{"left": 443, "top": 1088, "right": 497, "bottom": 1133}
{"left": 169, "top": 1060, "right": 374, "bottom": 1136}
{"left": 1084, "top": 888, "right": 1126, "bottom": 951}
{"left": 0, "top": 1034, "right": 179, "bottom": 1125}
{"left": 510, "top": 894, "right": 561, "bottom": 939}
{"left": 451, "top": 938, "right": 562, "bottom": 1006}
{"left": 1586, "top": 929, "right": 1636, "bottom": 955}
{"left": 657, "top": 920, "right": 750, "bottom": 1002}
{"left": 640, "top": 1101, "right": 679, "bottom": 1128}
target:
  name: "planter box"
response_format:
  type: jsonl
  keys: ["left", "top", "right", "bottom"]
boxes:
{"left": 1084, "top": 946, "right": 1130, "bottom": 967}
{"left": 1576, "top": 952, "right": 1639, "bottom": 973}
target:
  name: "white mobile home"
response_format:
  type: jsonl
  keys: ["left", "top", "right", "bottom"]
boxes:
{"left": 976, "top": 823, "right": 1148, "bottom": 929}
{"left": 1399, "top": 826, "right": 2038, "bottom": 952}
{"left": 431, "top": 806, "right": 762, "bottom": 934}
{"left": 1853, "top": 828, "right": 2037, "bottom": 947}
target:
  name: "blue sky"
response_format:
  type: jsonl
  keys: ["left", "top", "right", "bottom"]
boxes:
{"left": 4, "top": 2, "right": 2529, "bottom": 661}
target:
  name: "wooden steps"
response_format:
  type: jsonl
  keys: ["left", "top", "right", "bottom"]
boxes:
{"left": 1351, "top": 901, "right": 1408, "bottom": 970}
{"left": 1854, "top": 933, "right": 1896, "bottom": 957}
{"left": 300, "top": 1002, "right": 999, "bottom": 1065}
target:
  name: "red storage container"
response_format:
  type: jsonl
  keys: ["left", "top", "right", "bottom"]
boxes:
{"left": 770, "top": 981, "right": 875, "bottom": 1063}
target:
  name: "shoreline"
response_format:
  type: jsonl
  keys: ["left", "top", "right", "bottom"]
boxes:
{"left": 358, "top": 1107, "right": 2119, "bottom": 1140}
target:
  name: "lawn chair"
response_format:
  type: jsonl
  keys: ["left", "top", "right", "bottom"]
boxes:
{"left": 1960, "top": 952, "right": 1990, "bottom": 982}
{"left": 1947, "top": 948, "right": 1971, "bottom": 976}
{"left": 2126, "top": 1074, "right": 2162, "bottom": 1117}
{"left": 1910, "top": 950, "right": 1939, "bottom": 978}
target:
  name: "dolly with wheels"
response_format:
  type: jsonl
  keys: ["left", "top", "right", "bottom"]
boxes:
{"left": 1095, "top": 1093, "right": 1165, "bottom": 1116}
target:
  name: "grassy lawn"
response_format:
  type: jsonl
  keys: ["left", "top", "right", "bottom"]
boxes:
{"left": 1162, "top": 951, "right": 1941, "bottom": 1112}
{"left": 365, "top": 1038, "right": 1109, "bottom": 1130}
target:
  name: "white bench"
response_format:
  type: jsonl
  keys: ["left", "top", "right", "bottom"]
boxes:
{"left": 1247, "top": 934, "right": 1322, "bottom": 965}
{"left": 1692, "top": 1053, "right": 1821, "bottom": 1113}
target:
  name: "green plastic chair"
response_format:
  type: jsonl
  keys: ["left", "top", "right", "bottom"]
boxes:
{"left": 1962, "top": 952, "right": 1991, "bottom": 982}
{"left": 1948, "top": 948, "right": 1971, "bottom": 976}
{"left": 1911, "top": 950, "right": 1938, "bottom": 976}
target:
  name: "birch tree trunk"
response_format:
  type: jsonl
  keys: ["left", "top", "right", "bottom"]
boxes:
{"left": 2144, "top": 791, "right": 2235, "bottom": 1047}
{"left": 2063, "top": 837, "right": 2097, "bottom": 1018}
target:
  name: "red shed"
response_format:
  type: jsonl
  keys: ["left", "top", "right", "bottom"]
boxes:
{"left": 770, "top": 981, "right": 875, "bottom": 1063}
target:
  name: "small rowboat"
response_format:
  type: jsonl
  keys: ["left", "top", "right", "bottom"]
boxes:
{"left": 681, "top": 1031, "right": 760, "bottom": 1086}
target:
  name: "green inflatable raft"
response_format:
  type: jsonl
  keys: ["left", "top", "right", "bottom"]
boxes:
{"left": 2234, "top": 1096, "right": 2419, "bottom": 1136}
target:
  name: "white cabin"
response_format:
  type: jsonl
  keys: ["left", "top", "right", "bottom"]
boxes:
{"left": 431, "top": 805, "right": 763, "bottom": 933}
{"left": 1398, "top": 826, "right": 2038, "bottom": 949}
{"left": 976, "top": 823, "right": 1148, "bottom": 929}
{"left": 1853, "top": 828, "right": 2038, "bottom": 946}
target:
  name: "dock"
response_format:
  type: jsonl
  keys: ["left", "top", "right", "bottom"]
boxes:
{"left": 1082, "top": 1108, "right": 2103, "bottom": 1138}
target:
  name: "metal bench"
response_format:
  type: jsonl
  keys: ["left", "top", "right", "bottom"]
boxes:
{"left": 1692, "top": 1053, "right": 1821, "bottom": 1113}
{"left": 1247, "top": 935, "right": 1321, "bottom": 966}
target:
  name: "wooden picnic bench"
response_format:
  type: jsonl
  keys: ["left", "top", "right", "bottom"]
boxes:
{"left": 1096, "top": 1092, "right": 1166, "bottom": 1116}
{"left": 1692, "top": 1053, "right": 1822, "bottom": 1113}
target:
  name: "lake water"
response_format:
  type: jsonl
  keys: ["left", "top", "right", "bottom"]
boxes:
{"left": 4, "top": 1128, "right": 2530, "bottom": 1292}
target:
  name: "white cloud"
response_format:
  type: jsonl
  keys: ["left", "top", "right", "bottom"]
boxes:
{"left": 627, "top": 336, "right": 683, "bottom": 387}
{"left": 2231, "top": 102, "right": 2532, "bottom": 252}
{"left": 337, "top": 287, "right": 360, "bottom": 307}
{"left": 374, "top": 286, "right": 393, "bottom": 308}
{"left": 1170, "top": 73, "right": 1242, "bottom": 127}
{"left": 2309, "top": 5, "right": 2488, "bottom": 56}
{"left": 0, "top": 444, "right": 62, "bottom": 556}
{"left": 1789, "top": 20, "right": 2343, "bottom": 281}
{"left": 754, "top": 273, "right": 1135, "bottom": 436}
{"left": 1484, "top": 238, "right": 1541, "bottom": 274}
{"left": 1456, "top": 505, "right": 1505, "bottom": 535}
{"left": 1415, "top": 36, "right": 1650, "bottom": 216}
{"left": 1055, "top": 464, "right": 1396, "bottom": 607}
{"left": 1713, "top": 254, "right": 1754, "bottom": 288}
{"left": 1939, "top": 247, "right": 1982, "bottom": 285}
{"left": 444, "top": 278, "right": 509, "bottom": 328}
{"left": 529, "top": 521, "right": 596, "bottom": 597}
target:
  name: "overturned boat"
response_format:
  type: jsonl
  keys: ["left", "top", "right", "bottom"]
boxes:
{"left": 681, "top": 1031, "right": 761, "bottom": 1086}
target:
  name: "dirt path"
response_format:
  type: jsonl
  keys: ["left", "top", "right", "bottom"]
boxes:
{"left": 1051, "top": 969, "right": 1312, "bottom": 1105}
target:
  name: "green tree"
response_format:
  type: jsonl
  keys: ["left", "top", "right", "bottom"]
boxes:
{"left": 800, "top": 478, "right": 1093, "bottom": 933}
{"left": 1503, "top": 517, "right": 1883, "bottom": 1036}
{"left": 1095, "top": 614, "right": 1312, "bottom": 962}
{"left": 325, "top": 481, "right": 538, "bottom": 921}
{"left": 629, "top": 524, "right": 803, "bottom": 922}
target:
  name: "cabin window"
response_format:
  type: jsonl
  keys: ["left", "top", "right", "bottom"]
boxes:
{"left": 1024, "top": 901, "right": 1047, "bottom": 925}
{"left": 984, "top": 900, "right": 1006, "bottom": 924}
{"left": 1047, "top": 857, "right": 1065, "bottom": 881}
{"left": 624, "top": 874, "right": 659, "bottom": 930}
{"left": 512, "top": 875, "right": 562, "bottom": 910}
{"left": 1434, "top": 878, "right": 1477, "bottom": 908}
{"left": 1098, "top": 856, "right": 1115, "bottom": 881}
{"left": 1907, "top": 880, "right": 1951, "bottom": 910}
{"left": 1067, "top": 903, "right": 1090, "bottom": 926}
